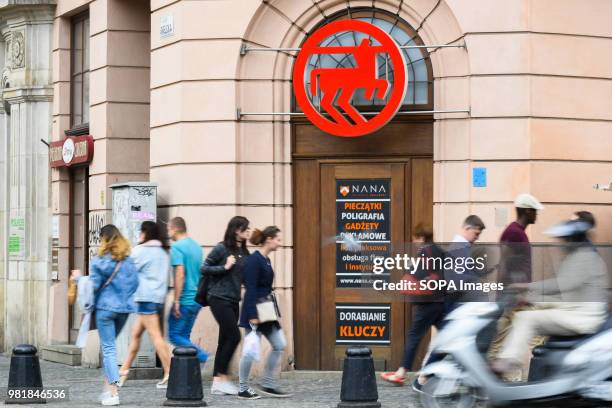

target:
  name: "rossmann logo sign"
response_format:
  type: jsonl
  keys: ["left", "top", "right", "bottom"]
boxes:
{"left": 293, "top": 20, "right": 407, "bottom": 137}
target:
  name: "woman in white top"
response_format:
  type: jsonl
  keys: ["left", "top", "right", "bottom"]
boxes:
{"left": 118, "top": 221, "right": 171, "bottom": 389}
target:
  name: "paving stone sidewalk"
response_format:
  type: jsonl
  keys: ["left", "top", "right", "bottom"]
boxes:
{"left": 0, "top": 356, "right": 420, "bottom": 407}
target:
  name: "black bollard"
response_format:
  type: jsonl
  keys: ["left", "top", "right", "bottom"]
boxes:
{"left": 163, "top": 346, "right": 207, "bottom": 407}
{"left": 6, "top": 344, "right": 45, "bottom": 404}
{"left": 338, "top": 346, "right": 381, "bottom": 408}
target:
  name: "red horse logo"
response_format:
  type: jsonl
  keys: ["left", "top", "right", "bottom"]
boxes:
{"left": 293, "top": 20, "right": 407, "bottom": 137}
{"left": 310, "top": 39, "right": 389, "bottom": 126}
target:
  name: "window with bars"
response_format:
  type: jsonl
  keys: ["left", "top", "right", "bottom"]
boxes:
{"left": 71, "top": 13, "right": 90, "bottom": 127}
{"left": 301, "top": 9, "right": 433, "bottom": 111}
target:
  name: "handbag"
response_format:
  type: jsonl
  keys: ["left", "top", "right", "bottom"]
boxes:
{"left": 256, "top": 292, "right": 281, "bottom": 323}
{"left": 67, "top": 279, "right": 77, "bottom": 306}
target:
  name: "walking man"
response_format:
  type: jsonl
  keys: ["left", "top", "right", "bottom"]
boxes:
{"left": 498, "top": 193, "right": 543, "bottom": 285}
{"left": 167, "top": 217, "right": 208, "bottom": 363}
{"left": 489, "top": 193, "right": 544, "bottom": 380}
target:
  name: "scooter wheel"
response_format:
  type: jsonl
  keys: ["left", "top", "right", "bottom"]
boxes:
{"left": 420, "top": 376, "right": 478, "bottom": 408}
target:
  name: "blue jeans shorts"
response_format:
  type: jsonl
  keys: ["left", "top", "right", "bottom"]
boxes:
{"left": 137, "top": 302, "right": 164, "bottom": 315}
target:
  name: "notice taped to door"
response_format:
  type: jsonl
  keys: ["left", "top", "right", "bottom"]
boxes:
{"left": 336, "top": 303, "right": 391, "bottom": 345}
{"left": 336, "top": 179, "right": 390, "bottom": 288}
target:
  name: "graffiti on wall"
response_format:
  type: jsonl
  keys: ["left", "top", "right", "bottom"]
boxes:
{"left": 88, "top": 212, "right": 106, "bottom": 261}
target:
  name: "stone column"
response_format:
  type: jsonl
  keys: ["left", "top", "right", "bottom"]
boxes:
{"left": 0, "top": 2, "right": 55, "bottom": 352}
{"left": 86, "top": 0, "right": 151, "bottom": 366}
{"left": 0, "top": 41, "right": 6, "bottom": 351}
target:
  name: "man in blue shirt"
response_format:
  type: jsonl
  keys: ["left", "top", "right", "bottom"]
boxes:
{"left": 167, "top": 217, "right": 208, "bottom": 363}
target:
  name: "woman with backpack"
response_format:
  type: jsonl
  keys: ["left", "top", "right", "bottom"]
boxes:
{"left": 71, "top": 224, "right": 139, "bottom": 406}
{"left": 201, "top": 216, "right": 251, "bottom": 396}
{"left": 117, "top": 221, "right": 171, "bottom": 389}
{"left": 237, "top": 226, "right": 292, "bottom": 400}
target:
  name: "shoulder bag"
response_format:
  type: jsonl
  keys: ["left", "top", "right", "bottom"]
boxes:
{"left": 256, "top": 292, "right": 281, "bottom": 323}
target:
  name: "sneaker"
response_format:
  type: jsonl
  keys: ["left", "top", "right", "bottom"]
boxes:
{"left": 101, "top": 394, "right": 120, "bottom": 406}
{"left": 412, "top": 378, "right": 424, "bottom": 394}
{"left": 98, "top": 391, "right": 111, "bottom": 402}
{"left": 256, "top": 386, "right": 292, "bottom": 398}
{"left": 211, "top": 380, "right": 239, "bottom": 395}
{"left": 237, "top": 388, "right": 262, "bottom": 400}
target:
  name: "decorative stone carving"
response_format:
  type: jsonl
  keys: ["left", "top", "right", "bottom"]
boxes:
{"left": 11, "top": 31, "right": 24, "bottom": 69}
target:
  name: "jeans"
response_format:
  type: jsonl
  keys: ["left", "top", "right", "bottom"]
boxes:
{"left": 239, "top": 325, "right": 286, "bottom": 392}
{"left": 208, "top": 296, "right": 241, "bottom": 376}
{"left": 96, "top": 309, "right": 129, "bottom": 384}
{"left": 168, "top": 303, "right": 208, "bottom": 363}
{"left": 402, "top": 302, "right": 446, "bottom": 370}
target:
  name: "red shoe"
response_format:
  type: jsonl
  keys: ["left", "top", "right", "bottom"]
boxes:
{"left": 381, "top": 372, "right": 405, "bottom": 385}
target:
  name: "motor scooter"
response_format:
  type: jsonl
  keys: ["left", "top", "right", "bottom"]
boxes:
{"left": 419, "top": 301, "right": 612, "bottom": 407}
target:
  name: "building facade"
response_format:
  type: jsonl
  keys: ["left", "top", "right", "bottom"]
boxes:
{"left": 0, "top": 0, "right": 55, "bottom": 353}
{"left": 1, "top": 0, "right": 611, "bottom": 371}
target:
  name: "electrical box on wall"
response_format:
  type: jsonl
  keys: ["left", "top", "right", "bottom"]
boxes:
{"left": 110, "top": 182, "right": 159, "bottom": 368}
{"left": 110, "top": 182, "right": 158, "bottom": 245}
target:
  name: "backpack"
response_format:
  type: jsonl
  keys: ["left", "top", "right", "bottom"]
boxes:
{"left": 400, "top": 244, "right": 445, "bottom": 297}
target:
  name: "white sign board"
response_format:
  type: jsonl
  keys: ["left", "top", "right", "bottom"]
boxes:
{"left": 160, "top": 14, "right": 174, "bottom": 38}
{"left": 52, "top": 215, "right": 60, "bottom": 239}
{"left": 8, "top": 214, "right": 25, "bottom": 259}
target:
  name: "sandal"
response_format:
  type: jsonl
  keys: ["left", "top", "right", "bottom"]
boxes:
{"left": 156, "top": 375, "right": 169, "bottom": 389}
{"left": 381, "top": 372, "right": 405, "bottom": 385}
{"left": 117, "top": 370, "right": 129, "bottom": 388}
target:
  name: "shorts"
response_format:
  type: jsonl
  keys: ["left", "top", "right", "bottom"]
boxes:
{"left": 136, "top": 302, "right": 164, "bottom": 315}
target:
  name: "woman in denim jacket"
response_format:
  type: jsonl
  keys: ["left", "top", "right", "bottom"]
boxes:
{"left": 118, "top": 221, "right": 171, "bottom": 389}
{"left": 72, "top": 224, "right": 138, "bottom": 406}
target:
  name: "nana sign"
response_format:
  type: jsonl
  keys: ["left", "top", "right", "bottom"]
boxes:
{"left": 49, "top": 135, "right": 94, "bottom": 168}
{"left": 293, "top": 20, "right": 407, "bottom": 137}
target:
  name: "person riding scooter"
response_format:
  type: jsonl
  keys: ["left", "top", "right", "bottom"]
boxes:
{"left": 492, "top": 219, "right": 609, "bottom": 376}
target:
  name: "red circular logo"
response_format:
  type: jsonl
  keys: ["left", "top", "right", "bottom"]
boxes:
{"left": 293, "top": 20, "right": 407, "bottom": 137}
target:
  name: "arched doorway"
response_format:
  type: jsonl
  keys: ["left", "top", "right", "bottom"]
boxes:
{"left": 292, "top": 8, "right": 435, "bottom": 370}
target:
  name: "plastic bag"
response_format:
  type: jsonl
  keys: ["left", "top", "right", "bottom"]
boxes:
{"left": 242, "top": 330, "right": 261, "bottom": 361}
{"left": 76, "top": 276, "right": 95, "bottom": 313}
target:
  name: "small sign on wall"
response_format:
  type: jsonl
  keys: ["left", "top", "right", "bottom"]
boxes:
{"left": 336, "top": 303, "right": 391, "bottom": 345}
{"left": 8, "top": 215, "right": 25, "bottom": 259}
{"left": 52, "top": 215, "right": 60, "bottom": 239}
{"left": 160, "top": 14, "right": 175, "bottom": 38}
{"left": 472, "top": 167, "right": 487, "bottom": 188}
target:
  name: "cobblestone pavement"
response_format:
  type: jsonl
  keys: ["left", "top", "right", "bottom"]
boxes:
{"left": 0, "top": 356, "right": 421, "bottom": 407}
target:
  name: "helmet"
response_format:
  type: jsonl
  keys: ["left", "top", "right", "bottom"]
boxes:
{"left": 545, "top": 219, "right": 592, "bottom": 238}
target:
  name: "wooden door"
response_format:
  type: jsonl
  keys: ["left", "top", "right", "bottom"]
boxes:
{"left": 292, "top": 116, "right": 434, "bottom": 370}
{"left": 320, "top": 162, "right": 407, "bottom": 370}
